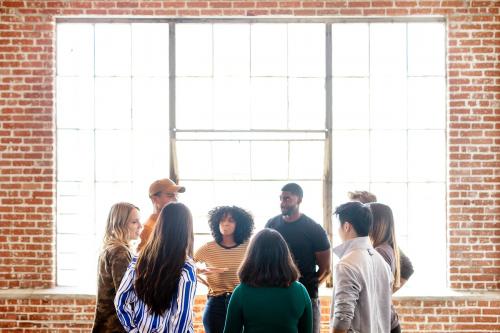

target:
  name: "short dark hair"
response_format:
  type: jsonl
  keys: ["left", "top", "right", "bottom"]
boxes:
{"left": 334, "top": 201, "right": 372, "bottom": 237}
{"left": 239, "top": 229, "right": 299, "bottom": 288}
{"left": 208, "top": 206, "right": 254, "bottom": 244}
{"left": 281, "top": 183, "right": 303, "bottom": 199}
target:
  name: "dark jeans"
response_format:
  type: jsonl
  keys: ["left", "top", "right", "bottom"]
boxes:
{"left": 391, "top": 324, "right": 402, "bottom": 333}
{"left": 203, "top": 293, "right": 232, "bottom": 333}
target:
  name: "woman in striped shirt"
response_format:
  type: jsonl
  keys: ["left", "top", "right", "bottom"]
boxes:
{"left": 114, "top": 202, "right": 197, "bottom": 333}
{"left": 194, "top": 206, "right": 254, "bottom": 333}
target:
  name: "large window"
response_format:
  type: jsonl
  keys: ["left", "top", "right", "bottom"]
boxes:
{"left": 56, "top": 20, "right": 446, "bottom": 291}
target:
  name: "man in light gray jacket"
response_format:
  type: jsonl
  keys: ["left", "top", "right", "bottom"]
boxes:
{"left": 331, "top": 201, "right": 393, "bottom": 333}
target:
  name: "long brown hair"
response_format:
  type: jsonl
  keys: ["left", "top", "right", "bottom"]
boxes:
{"left": 134, "top": 202, "right": 194, "bottom": 315}
{"left": 367, "top": 203, "right": 401, "bottom": 288}
{"left": 102, "top": 202, "right": 139, "bottom": 252}
{"left": 239, "top": 228, "right": 299, "bottom": 288}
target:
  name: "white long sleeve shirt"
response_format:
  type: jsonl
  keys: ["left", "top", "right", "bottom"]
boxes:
{"left": 331, "top": 237, "right": 393, "bottom": 333}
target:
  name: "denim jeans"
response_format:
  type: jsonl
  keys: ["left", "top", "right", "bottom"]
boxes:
{"left": 203, "top": 293, "right": 232, "bottom": 333}
{"left": 312, "top": 297, "right": 320, "bottom": 333}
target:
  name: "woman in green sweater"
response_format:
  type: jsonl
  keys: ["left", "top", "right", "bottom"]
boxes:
{"left": 223, "top": 228, "right": 312, "bottom": 333}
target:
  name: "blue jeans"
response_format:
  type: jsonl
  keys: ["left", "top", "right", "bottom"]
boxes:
{"left": 203, "top": 293, "right": 232, "bottom": 333}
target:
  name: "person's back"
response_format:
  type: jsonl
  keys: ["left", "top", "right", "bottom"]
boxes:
{"left": 224, "top": 282, "right": 311, "bottom": 333}
{"left": 115, "top": 203, "right": 197, "bottom": 333}
{"left": 334, "top": 239, "right": 392, "bottom": 332}
{"left": 223, "top": 229, "right": 312, "bottom": 333}
{"left": 331, "top": 201, "right": 392, "bottom": 333}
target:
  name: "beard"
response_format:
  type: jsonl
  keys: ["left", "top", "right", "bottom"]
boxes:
{"left": 281, "top": 206, "right": 295, "bottom": 217}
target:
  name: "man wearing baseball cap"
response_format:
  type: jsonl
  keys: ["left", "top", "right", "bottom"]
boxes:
{"left": 137, "top": 178, "right": 186, "bottom": 252}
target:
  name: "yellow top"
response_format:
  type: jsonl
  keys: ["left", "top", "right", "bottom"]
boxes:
{"left": 194, "top": 240, "right": 249, "bottom": 296}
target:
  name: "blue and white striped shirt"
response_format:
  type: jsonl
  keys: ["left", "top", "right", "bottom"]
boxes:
{"left": 114, "top": 257, "right": 197, "bottom": 333}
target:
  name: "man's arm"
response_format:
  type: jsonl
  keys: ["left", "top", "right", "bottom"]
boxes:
{"left": 315, "top": 249, "right": 331, "bottom": 285}
{"left": 331, "top": 263, "right": 360, "bottom": 333}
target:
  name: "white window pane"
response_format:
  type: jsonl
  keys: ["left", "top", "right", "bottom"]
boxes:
{"left": 95, "top": 182, "right": 135, "bottom": 239}
{"left": 57, "top": 212, "right": 93, "bottom": 235}
{"left": 180, "top": 181, "right": 215, "bottom": 233}
{"left": 57, "top": 130, "right": 94, "bottom": 181}
{"left": 251, "top": 141, "right": 288, "bottom": 179}
{"left": 251, "top": 23, "right": 287, "bottom": 77}
{"left": 408, "top": 22, "right": 446, "bottom": 76}
{"left": 250, "top": 78, "right": 287, "bottom": 129}
{"left": 288, "top": 78, "right": 325, "bottom": 130}
{"left": 132, "top": 130, "right": 169, "bottom": 181}
{"left": 132, "top": 23, "right": 169, "bottom": 77}
{"left": 369, "top": 182, "right": 408, "bottom": 238}
{"left": 250, "top": 181, "right": 284, "bottom": 229}
{"left": 57, "top": 182, "right": 94, "bottom": 234}
{"left": 132, "top": 77, "right": 169, "bottom": 130}
{"left": 176, "top": 78, "right": 213, "bottom": 130}
{"left": 177, "top": 141, "right": 213, "bottom": 179}
{"left": 57, "top": 234, "right": 98, "bottom": 288}
{"left": 370, "top": 130, "right": 407, "bottom": 182}
{"left": 57, "top": 184, "right": 94, "bottom": 217}
{"left": 332, "top": 131, "right": 370, "bottom": 182}
{"left": 214, "top": 181, "right": 252, "bottom": 208}
{"left": 57, "top": 23, "right": 94, "bottom": 76}
{"left": 131, "top": 181, "right": 156, "bottom": 217}
{"left": 95, "top": 130, "right": 132, "bottom": 181}
{"left": 95, "top": 78, "right": 131, "bottom": 129}
{"left": 289, "top": 141, "right": 324, "bottom": 179}
{"left": 407, "top": 183, "right": 446, "bottom": 290}
{"left": 56, "top": 77, "right": 94, "bottom": 129}
{"left": 213, "top": 141, "right": 251, "bottom": 180}
{"left": 288, "top": 23, "right": 325, "bottom": 77}
{"left": 95, "top": 24, "right": 131, "bottom": 77}
{"left": 332, "top": 23, "right": 369, "bottom": 77}
{"left": 214, "top": 78, "right": 250, "bottom": 130}
{"left": 408, "top": 77, "right": 446, "bottom": 129}
{"left": 213, "top": 24, "right": 250, "bottom": 77}
{"left": 370, "top": 23, "right": 406, "bottom": 77}
{"left": 332, "top": 78, "right": 369, "bottom": 129}
{"left": 293, "top": 181, "right": 323, "bottom": 224}
{"left": 176, "top": 24, "right": 212, "bottom": 77}
{"left": 408, "top": 130, "right": 446, "bottom": 182}
{"left": 370, "top": 76, "right": 407, "bottom": 129}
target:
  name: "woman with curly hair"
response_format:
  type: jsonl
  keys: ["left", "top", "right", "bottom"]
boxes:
{"left": 194, "top": 205, "right": 255, "bottom": 333}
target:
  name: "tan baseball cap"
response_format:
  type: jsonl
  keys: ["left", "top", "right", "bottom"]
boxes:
{"left": 149, "top": 178, "right": 186, "bottom": 197}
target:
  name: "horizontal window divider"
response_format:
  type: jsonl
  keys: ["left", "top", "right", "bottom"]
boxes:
{"left": 57, "top": 17, "right": 445, "bottom": 24}
{"left": 180, "top": 179, "right": 323, "bottom": 182}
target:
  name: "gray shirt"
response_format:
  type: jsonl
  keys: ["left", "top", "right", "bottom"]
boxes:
{"left": 331, "top": 237, "right": 393, "bottom": 333}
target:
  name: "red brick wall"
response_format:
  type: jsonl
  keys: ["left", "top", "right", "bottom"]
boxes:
{"left": 0, "top": 0, "right": 498, "bottom": 331}
{"left": 0, "top": 295, "right": 499, "bottom": 332}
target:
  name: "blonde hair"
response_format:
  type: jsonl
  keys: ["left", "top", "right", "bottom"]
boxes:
{"left": 103, "top": 202, "right": 139, "bottom": 252}
{"left": 348, "top": 190, "right": 377, "bottom": 204}
{"left": 367, "top": 203, "right": 401, "bottom": 288}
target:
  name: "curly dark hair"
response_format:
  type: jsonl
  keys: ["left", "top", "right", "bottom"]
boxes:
{"left": 208, "top": 206, "right": 254, "bottom": 244}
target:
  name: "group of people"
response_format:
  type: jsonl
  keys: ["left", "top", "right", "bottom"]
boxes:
{"left": 92, "top": 178, "right": 413, "bottom": 333}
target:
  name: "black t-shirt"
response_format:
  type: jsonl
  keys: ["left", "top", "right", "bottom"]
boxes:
{"left": 265, "top": 214, "right": 330, "bottom": 298}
